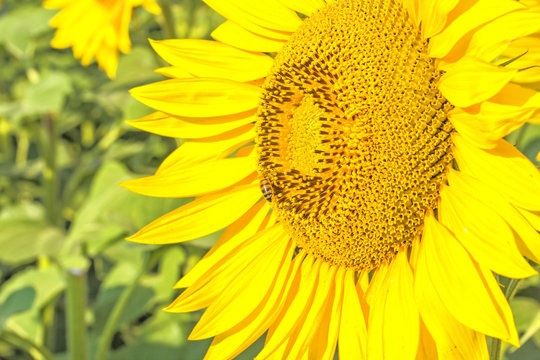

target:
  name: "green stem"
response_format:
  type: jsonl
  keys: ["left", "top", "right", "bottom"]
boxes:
{"left": 66, "top": 267, "right": 89, "bottom": 360}
{"left": 38, "top": 256, "right": 57, "bottom": 353}
{"left": 0, "top": 330, "right": 55, "bottom": 360}
{"left": 489, "top": 337, "right": 502, "bottom": 360}
{"left": 158, "top": 0, "right": 177, "bottom": 39}
{"left": 504, "top": 278, "right": 523, "bottom": 303}
{"left": 40, "top": 113, "right": 61, "bottom": 227}
{"left": 488, "top": 278, "right": 524, "bottom": 360}
{"left": 15, "top": 131, "right": 29, "bottom": 167}
{"left": 183, "top": 0, "right": 196, "bottom": 38}
{"left": 94, "top": 251, "right": 162, "bottom": 360}
{"left": 0, "top": 117, "right": 13, "bottom": 160}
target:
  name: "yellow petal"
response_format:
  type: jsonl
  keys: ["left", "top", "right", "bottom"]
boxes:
{"left": 356, "top": 272, "right": 371, "bottom": 323}
{"left": 439, "top": 178, "right": 536, "bottom": 278}
{"left": 420, "top": 212, "right": 519, "bottom": 346}
{"left": 166, "top": 223, "right": 284, "bottom": 313}
{"left": 428, "top": 0, "right": 524, "bottom": 59}
{"left": 126, "top": 111, "right": 255, "bottom": 139}
{"left": 518, "top": 208, "right": 540, "bottom": 232}
{"left": 438, "top": 57, "right": 517, "bottom": 108}
{"left": 285, "top": 262, "right": 336, "bottom": 359}
{"left": 414, "top": 227, "right": 489, "bottom": 360}
{"left": 127, "top": 183, "right": 261, "bottom": 244}
{"left": 448, "top": 82, "right": 540, "bottom": 149}
{"left": 130, "top": 78, "right": 261, "bottom": 118}
{"left": 417, "top": 0, "right": 458, "bottom": 39}
{"left": 476, "top": 262, "right": 520, "bottom": 347}
{"left": 367, "top": 249, "right": 419, "bottom": 360}
{"left": 276, "top": 0, "right": 325, "bottom": 16}
{"left": 446, "top": 169, "right": 540, "bottom": 265}
{"left": 175, "top": 201, "right": 270, "bottom": 289}
{"left": 416, "top": 320, "right": 438, "bottom": 360}
{"left": 453, "top": 134, "right": 540, "bottom": 211}
{"left": 309, "top": 266, "right": 344, "bottom": 360}
{"left": 149, "top": 39, "right": 273, "bottom": 82}
{"left": 211, "top": 20, "right": 286, "bottom": 53}
{"left": 203, "top": 0, "right": 300, "bottom": 37}
{"left": 365, "top": 264, "right": 387, "bottom": 307}
{"left": 203, "top": 245, "right": 301, "bottom": 360}
{"left": 120, "top": 156, "right": 256, "bottom": 198}
{"left": 501, "top": 36, "right": 540, "bottom": 84}
{"left": 154, "top": 66, "right": 193, "bottom": 79}
{"left": 138, "top": 0, "right": 161, "bottom": 14}
{"left": 189, "top": 228, "right": 291, "bottom": 339}
{"left": 156, "top": 126, "right": 255, "bottom": 172}
{"left": 402, "top": 0, "right": 419, "bottom": 26}
{"left": 465, "top": 10, "right": 540, "bottom": 63}
{"left": 338, "top": 268, "right": 368, "bottom": 360}
{"left": 357, "top": 270, "right": 370, "bottom": 294}
{"left": 258, "top": 256, "right": 320, "bottom": 359}
{"left": 488, "top": 80, "right": 540, "bottom": 110}
{"left": 449, "top": 105, "right": 534, "bottom": 150}
{"left": 43, "top": 0, "right": 69, "bottom": 8}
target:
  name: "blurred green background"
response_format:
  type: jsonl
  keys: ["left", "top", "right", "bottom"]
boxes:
{"left": 0, "top": 0, "right": 539, "bottom": 359}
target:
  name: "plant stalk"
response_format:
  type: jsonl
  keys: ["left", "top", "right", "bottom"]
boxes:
{"left": 40, "top": 113, "right": 61, "bottom": 227}
{"left": 94, "top": 251, "right": 162, "bottom": 360}
{"left": 0, "top": 117, "right": 13, "bottom": 160}
{"left": 66, "top": 267, "right": 89, "bottom": 360}
{"left": 488, "top": 278, "right": 524, "bottom": 360}
{"left": 0, "top": 330, "right": 55, "bottom": 360}
{"left": 158, "top": 0, "right": 177, "bottom": 38}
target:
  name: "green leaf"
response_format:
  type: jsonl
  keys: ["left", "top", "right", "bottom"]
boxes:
{"left": 0, "top": 266, "right": 65, "bottom": 311}
{"left": 505, "top": 339, "right": 540, "bottom": 360}
{"left": 507, "top": 123, "right": 540, "bottom": 164}
{"left": 511, "top": 297, "right": 540, "bottom": 333}
{"left": 0, "top": 203, "right": 64, "bottom": 265}
{"left": 102, "top": 140, "right": 146, "bottom": 163}
{"left": 521, "top": 312, "right": 540, "bottom": 350}
{"left": 0, "top": 201, "right": 43, "bottom": 221}
{"left": 0, "top": 222, "right": 64, "bottom": 265}
{"left": 0, "top": 5, "right": 54, "bottom": 58}
{"left": 66, "top": 161, "right": 134, "bottom": 247}
{"left": 138, "top": 311, "right": 188, "bottom": 346}
{"left": 0, "top": 266, "right": 65, "bottom": 341}
{"left": 109, "top": 343, "right": 183, "bottom": 360}
{"left": 92, "top": 260, "right": 154, "bottom": 334}
{"left": 0, "top": 287, "right": 36, "bottom": 331}
{"left": 85, "top": 225, "right": 126, "bottom": 257}
{"left": 66, "top": 161, "right": 187, "bottom": 255}
{"left": 236, "top": 335, "right": 266, "bottom": 360}
{"left": 122, "top": 97, "right": 153, "bottom": 122}
{"left": 141, "top": 246, "right": 185, "bottom": 302}
{"left": 111, "top": 46, "right": 162, "bottom": 88}
{"left": 23, "top": 71, "right": 72, "bottom": 115}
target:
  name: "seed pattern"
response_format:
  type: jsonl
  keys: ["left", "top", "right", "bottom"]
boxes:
{"left": 256, "top": 0, "right": 454, "bottom": 271}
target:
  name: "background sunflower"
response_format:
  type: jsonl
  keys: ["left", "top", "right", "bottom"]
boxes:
{"left": 0, "top": 0, "right": 539, "bottom": 359}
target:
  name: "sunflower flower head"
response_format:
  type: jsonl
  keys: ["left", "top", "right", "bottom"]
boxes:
{"left": 125, "top": 0, "right": 540, "bottom": 358}
{"left": 44, "top": 0, "right": 161, "bottom": 78}
{"left": 257, "top": 0, "right": 455, "bottom": 271}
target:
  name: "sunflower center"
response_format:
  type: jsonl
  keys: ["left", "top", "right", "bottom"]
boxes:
{"left": 256, "top": 0, "right": 454, "bottom": 271}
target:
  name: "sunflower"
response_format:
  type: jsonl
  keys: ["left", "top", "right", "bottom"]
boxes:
{"left": 44, "top": 0, "right": 161, "bottom": 78}
{"left": 124, "top": 0, "right": 540, "bottom": 358}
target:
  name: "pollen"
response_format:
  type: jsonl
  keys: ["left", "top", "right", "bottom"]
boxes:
{"left": 256, "top": 0, "right": 454, "bottom": 271}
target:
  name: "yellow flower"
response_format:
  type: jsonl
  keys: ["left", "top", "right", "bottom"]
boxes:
{"left": 125, "top": 0, "right": 540, "bottom": 358}
{"left": 44, "top": 0, "right": 161, "bottom": 78}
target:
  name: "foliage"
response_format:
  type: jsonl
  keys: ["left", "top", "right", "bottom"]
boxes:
{"left": 0, "top": 0, "right": 539, "bottom": 359}
{"left": 0, "top": 0, "right": 228, "bottom": 358}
